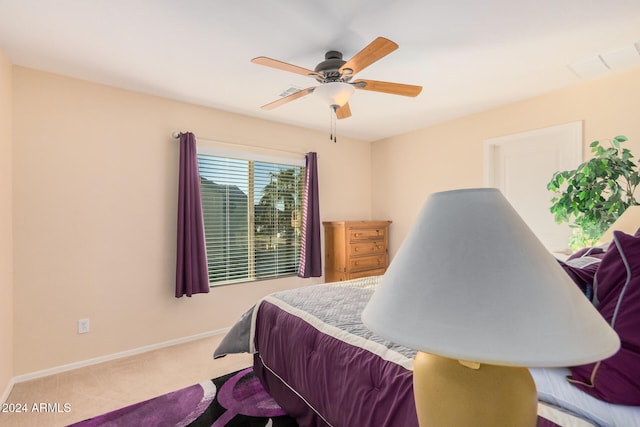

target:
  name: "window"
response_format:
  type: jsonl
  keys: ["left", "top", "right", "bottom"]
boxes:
{"left": 197, "top": 148, "right": 305, "bottom": 286}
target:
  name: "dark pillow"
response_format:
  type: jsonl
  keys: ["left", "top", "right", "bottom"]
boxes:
{"left": 558, "top": 256, "right": 601, "bottom": 299}
{"left": 568, "top": 231, "right": 640, "bottom": 405}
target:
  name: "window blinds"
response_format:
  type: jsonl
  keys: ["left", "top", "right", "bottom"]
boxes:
{"left": 197, "top": 152, "right": 304, "bottom": 285}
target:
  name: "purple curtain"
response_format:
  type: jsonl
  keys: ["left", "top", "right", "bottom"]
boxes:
{"left": 299, "top": 152, "right": 322, "bottom": 278}
{"left": 175, "top": 132, "right": 210, "bottom": 297}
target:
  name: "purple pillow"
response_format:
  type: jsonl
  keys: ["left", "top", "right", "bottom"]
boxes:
{"left": 568, "top": 231, "right": 640, "bottom": 405}
{"left": 559, "top": 256, "right": 601, "bottom": 299}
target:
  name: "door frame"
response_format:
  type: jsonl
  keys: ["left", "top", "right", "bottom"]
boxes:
{"left": 482, "top": 121, "right": 583, "bottom": 254}
{"left": 483, "top": 121, "right": 583, "bottom": 187}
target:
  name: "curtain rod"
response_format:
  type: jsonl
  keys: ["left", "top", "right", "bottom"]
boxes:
{"left": 172, "top": 131, "right": 308, "bottom": 157}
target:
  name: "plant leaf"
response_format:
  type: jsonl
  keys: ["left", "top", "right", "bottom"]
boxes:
{"left": 614, "top": 135, "right": 628, "bottom": 143}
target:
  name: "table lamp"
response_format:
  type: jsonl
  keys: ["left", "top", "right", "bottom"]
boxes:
{"left": 362, "top": 188, "right": 620, "bottom": 427}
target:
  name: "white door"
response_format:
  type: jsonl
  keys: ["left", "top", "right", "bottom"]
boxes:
{"left": 484, "top": 122, "right": 582, "bottom": 254}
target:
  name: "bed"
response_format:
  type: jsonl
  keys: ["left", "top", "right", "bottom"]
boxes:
{"left": 214, "top": 231, "right": 640, "bottom": 427}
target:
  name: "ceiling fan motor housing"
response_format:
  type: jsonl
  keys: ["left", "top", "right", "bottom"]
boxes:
{"left": 314, "top": 51, "right": 350, "bottom": 82}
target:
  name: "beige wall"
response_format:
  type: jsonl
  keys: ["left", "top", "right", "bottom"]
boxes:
{"left": 11, "top": 67, "right": 373, "bottom": 375}
{"left": 8, "top": 61, "right": 640, "bottom": 379}
{"left": 0, "top": 50, "right": 14, "bottom": 399}
{"left": 372, "top": 68, "right": 640, "bottom": 256}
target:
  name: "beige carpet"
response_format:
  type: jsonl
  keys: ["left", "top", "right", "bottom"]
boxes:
{"left": 0, "top": 334, "right": 252, "bottom": 427}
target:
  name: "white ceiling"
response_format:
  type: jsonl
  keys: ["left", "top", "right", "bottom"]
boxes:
{"left": 1, "top": 0, "right": 640, "bottom": 142}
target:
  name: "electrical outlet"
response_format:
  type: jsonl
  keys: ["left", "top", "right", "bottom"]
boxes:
{"left": 78, "top": 318, "right": 90, "bottom": 334}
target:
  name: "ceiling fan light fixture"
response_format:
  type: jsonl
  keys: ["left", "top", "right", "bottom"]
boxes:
{"left": 314, "top": 82, "right": 355, "bottom": 107}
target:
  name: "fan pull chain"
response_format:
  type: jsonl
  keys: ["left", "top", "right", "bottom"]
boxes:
{"left": 329, "top": 106, "right": 333, "bottom": 142}
{"left": 330, "top": 105, "right": 337, "bottom": 143}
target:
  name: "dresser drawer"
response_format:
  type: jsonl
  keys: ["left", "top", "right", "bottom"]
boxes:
{"left": 349, "top": 227, "right": 386, "bottom": 241}
{"left": 348, "top": 241, "right": 386, "bottom": 257}
{"left": 348, "top": 254, "right": 387, "bottom": 271}
{"left": 348, "top": 268, "right": 387, "bottom": 280}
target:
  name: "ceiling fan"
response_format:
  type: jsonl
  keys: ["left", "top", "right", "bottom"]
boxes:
{"left": 252, "top": 37, "right": 423, "bottom": 120}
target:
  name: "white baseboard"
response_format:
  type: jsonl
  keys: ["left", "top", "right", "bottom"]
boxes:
{"left": 12, "top": 328, "right": 230, "bottom": 384}
{"left": 1, "top": 377, "right": 14, "bottom": 404}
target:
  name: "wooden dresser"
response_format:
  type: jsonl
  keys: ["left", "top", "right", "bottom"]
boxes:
{"left": 323, "top": 220, "right": 391, "bottom": 282}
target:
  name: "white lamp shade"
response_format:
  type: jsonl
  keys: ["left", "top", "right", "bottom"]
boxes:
{"left": 362, "top": 188, "right": 620, "bottom": 367}
{"left": 313, "top": 82, "right": 355, "bottom": 107}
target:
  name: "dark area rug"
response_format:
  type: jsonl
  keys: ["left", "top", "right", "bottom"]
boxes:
{"left": 68, "top": 367, "right": 299, "bottom": 427}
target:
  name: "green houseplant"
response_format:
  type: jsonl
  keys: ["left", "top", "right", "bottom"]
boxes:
{"left": 547, "top": 135, "right": 640, "bottom": 250}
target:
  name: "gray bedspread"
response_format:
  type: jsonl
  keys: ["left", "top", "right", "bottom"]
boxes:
{"left": 214, "top": 275, "right": 414, "bottom": 361}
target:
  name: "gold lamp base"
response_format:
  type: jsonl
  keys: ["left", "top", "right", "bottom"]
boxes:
{"left": 413, "top": 352, "right": 538, "bottom": 427}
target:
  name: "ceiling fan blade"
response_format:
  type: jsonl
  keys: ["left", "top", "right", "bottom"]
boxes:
{"left": 335, "top": 103, "right": 352, "bottom": 120}
{"left": 339, "top": 37, "right": 398, "bottom": 76}
{"left": 252, "top": 57, "right": 322, "bottom": 78}
{"left": 260, "top": 87, "right": 316, "bottom": 110}
{"left": 353, "top": 79, "right": 422, "bottom": 97}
